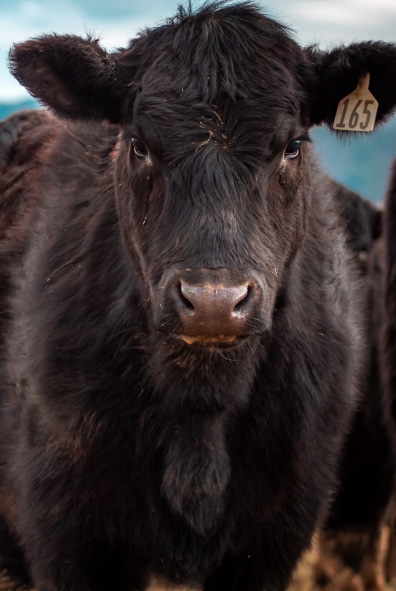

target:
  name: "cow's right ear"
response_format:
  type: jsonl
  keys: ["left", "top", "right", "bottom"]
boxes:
{"left": 9, "top": 34, "right": 135, "bottom": 123}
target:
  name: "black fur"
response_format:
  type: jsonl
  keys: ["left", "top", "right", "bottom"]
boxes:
{"left": 383, "top": 160, "right": 396, "bottom": 433}
{"left": 315, "top": 188, "right": 396, "bottom": 591}
{"left": 1, "top": 3, "right": 396, "bottom": 591}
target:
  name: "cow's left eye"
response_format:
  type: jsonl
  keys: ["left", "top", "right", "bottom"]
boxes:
{"left": 131, "top": 138, "right": 150, "bottom": 161}
{"left": 284, "top": 139, "right": 302, "bottom": 160}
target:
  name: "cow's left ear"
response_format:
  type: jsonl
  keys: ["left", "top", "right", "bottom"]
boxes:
{"left": 9, "top": 34, "right": 136, "bottom": 123}
{"left": 307, "top": 42, "right": 396, "bottom": 129}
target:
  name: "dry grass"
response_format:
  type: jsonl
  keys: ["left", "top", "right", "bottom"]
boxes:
{"left": 289, "top": 529, "right": 396, "bottom": 591}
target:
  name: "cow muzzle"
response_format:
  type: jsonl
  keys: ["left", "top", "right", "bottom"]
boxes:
{"left": 153, "top": 268, "right": 265, "bottom": 345}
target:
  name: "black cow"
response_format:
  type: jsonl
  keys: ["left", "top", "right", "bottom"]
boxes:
{"left": 382, "top": 159, "right": 396, "bottom": 584}
{"left": 383, "top": 160, "right": 396, "bottom": 437}
{"left": 314, "top": 189, "right": 396, "bottom": 591}
{"left": 1, "top": 3, "right": 396, "bottom": 591}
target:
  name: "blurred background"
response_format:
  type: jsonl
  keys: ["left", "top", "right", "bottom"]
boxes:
{"left": 1, "top": 0, "right": 395, "bottom": 202}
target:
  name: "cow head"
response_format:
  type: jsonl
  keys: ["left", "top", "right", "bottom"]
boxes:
{"left": 9, "top": 2, "right": 396, "bottom": 352}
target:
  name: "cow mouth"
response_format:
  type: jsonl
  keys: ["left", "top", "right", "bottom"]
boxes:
{"left": 179, "top": 334, "right": 244, "bottom": 347}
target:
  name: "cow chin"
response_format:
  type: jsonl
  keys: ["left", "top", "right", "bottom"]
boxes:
{"left": 148, "top": 332, "right": 262, "bottom": 415}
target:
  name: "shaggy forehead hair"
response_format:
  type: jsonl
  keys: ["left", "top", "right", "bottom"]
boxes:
{"left": 118, "top": 1, "right": 314, "bottom": 112}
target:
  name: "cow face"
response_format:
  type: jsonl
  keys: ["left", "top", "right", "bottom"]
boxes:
{"left": 112, "top": 11, "right": 315, "bottom": 346}
{"left": 9, "top": 3, "right": 396, "bottom": 349}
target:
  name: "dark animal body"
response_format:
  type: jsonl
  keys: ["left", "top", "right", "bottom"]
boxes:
{"left": 1, "top": 3, "right": 396, "bottom": 591}
{"left": 383, "top": 160, "right": 396, "bottom": 440}
{"left": 314, "top": 189, "right": 396, "bottom": 591}
{"left": 382, "top": 160, "right": 396, "bottom": 584}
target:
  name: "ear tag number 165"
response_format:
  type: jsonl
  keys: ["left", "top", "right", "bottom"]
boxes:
{"left": 333, "top": 73, "right": 378, "bottom": 132}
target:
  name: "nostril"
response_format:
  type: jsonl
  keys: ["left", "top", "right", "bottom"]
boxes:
{"left": 178, "top": 283, "right": 195, "bottom": 312}
{"left": 232, "top": 285, "right": 252, "bottom": 317}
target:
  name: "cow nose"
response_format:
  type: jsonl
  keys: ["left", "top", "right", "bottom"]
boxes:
{"left": 171, "top": 278, "right": 257, "bottom": 339}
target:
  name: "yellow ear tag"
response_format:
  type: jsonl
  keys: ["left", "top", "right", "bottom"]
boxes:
{"left": 333, "top": 73, "right": 378, "bottom": 132}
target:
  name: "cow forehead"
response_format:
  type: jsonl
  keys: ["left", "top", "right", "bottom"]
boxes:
{"left": 121, "top": 4, "right": 311, "bottom": 127}
{"left": 137, "top": 40, "right": 306, "bottom": 106}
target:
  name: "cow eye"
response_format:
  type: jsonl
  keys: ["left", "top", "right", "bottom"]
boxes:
{"left": 284, "top": 139, "right": 302, "bottom": 160}
{"left": 131, "top": 138, "right": 150, "bottom": 161}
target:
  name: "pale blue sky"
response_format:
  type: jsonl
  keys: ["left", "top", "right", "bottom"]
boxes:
{"left": 1, "top": 0, "right": 396, "bottom": 101}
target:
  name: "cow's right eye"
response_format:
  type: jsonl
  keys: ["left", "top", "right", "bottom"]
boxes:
{"left": 131, "top": 138, "right": 150, "bottom": 162}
